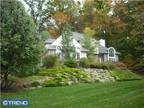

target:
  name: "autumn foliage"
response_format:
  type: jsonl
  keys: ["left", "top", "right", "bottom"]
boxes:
{"left": 53, "top": 11, "right": 70, "bottom": 25}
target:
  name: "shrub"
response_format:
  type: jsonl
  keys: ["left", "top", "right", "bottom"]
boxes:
{"left": 64, "top": 59, "right": 77, "bottom": 68}
{"left": 39, "top": 67, "right": 90, "bottom": 87}
{"left": 17, "top": 75, "right": 51, "bottom": 88}
{"left": 132, "top": 58, "right": 144, "bottom": 73}
{"left": 79, "top": 58, "right": 89, "bottom": 68}
{"left": 89, "top": 62, "right": 108, "bottom": 69}
{"left": 43, "top": 55, "right": 58, "bottom": 68}
{"left": 1, "top": 79, "right": 24, "bottom": 92}
{"left": 15, "top": 65, "right": 40, "bottom": 77}
{"left": 89, "top": 61, "right": 99, "bottom": 68}
{"left": 132, "top": 63, "right": 144, "bottom": 73}
{"left": 101, "top": 63, "right": 108, "bottom": 69}
{"left": 43, "top": 78, "right": 70, "bottom": 87}
{"left": 122, "top": 54, "right": 136, "bottom": 68}
{"left": 79, "top": 58, "right": 116, "bottom": 69}
{"left": 115, "top": 62, "right": 127, "bottom": 70}
{"left": 30, "top": 81, "right": 41, "bottom": 87}
{"left": 105, "top": 63, "right": 116, "bottom": 70}
{"left": 43, "top": 79, "right": 60, "bottom": 87}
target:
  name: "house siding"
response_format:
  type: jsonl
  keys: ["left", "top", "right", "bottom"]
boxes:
{"left": 81, "top": 52, "right": 87, "bottom": 58}
{"left": 45, "top": 32, "right": 119, "bottom": 62}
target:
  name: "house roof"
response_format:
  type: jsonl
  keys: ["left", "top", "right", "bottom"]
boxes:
{"left": 45, "top": 39, "right": 55, "bottom": 44}
{"left": 47, "top": 45, "right": 56, "bottom": 50}
{"left": 98, "top": 45, "right": 108, "bottom": 54}
{"left": 72, "top": 32, "right": 84, "bottom": 41}
{"left": 45, "top": 32, "right": 84, "bottom": 44}
{"left": 81, "top": 47, "right": 89, "bottom": 52}
{"left": 98, "top": 46, "right": 120, "bottom": 54}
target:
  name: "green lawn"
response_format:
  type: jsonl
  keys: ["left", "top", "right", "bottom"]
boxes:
{"left": 1, "top": 80, "right": 144, "bottom": 108}
{"left": 110, "top": 69, "right": 141, "bottom": 81}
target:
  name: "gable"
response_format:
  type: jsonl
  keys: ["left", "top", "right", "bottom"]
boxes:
{"left": 51, "top": 35, "right": 82, "bottom": 48}
{"left": 51, "top": 36, "right": 62, "bottom": 46}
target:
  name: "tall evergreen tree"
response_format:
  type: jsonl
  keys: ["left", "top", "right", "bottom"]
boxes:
{"left": 0, "top": 0, "right": 41, "bottom": 84}
{"left": 61, "top": 25, "right": 75, "bottom": 60}
{"left": 83, "top": 27, "right": 95, "bottom": 57}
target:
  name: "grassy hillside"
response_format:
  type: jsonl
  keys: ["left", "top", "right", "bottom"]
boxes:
{"left": 110, "top": 69, "right": 141, "bottom": 81}
{"left": 1, "top": 80, "right": 144, "bottom": 108}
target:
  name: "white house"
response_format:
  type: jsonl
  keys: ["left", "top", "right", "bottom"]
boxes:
{"left": 45, "top": 32, "right": 119, "bottom": 62}
{"left": 45, "top": 33, "right": 88, "bottom": 60}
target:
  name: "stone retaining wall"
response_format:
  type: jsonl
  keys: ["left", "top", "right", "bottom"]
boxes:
{"left": 83, "top": 68, "right": 115, "bottom": 82}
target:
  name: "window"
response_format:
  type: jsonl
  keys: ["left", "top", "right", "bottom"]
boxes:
{"left": 76, "top": 53, "right": 80, "bottom": 60}
{"left": 108, "top": 47, "right": 115, "bottom": 57}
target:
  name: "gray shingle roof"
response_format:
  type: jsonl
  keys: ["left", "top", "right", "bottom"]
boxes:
{"left": 98, "top": 46, "right": 120, "bottom": 54}
{"left": 98, "top": 46, "right": 108, "bottom": 54}
{"left": 81, "top": 47, "right": 89, "bottom": 52}
{"left": 45, "top": 38, "right": 55, "bottom": 44}
{"left": 72, "top": 32, "right": 84, "bottom": 41}
{"left": 47, "top": 45, "right": 56, "bottom": 50}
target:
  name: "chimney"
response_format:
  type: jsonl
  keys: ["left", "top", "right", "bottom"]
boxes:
{"left": 100, "top": 39, "right": 105, "bottom": 47}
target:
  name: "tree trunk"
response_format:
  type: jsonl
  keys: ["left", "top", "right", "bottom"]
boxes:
{"left": 3, "top": 72, "right": 8, "bottom": 89}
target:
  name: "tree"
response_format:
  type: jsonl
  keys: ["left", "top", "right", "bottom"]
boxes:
{"left": 110, "top": 0, "right": 144, "bottom": 65}
{"left": 48, "top": 27, "right": 60, "bottom": 39}
{"left": 0, "top": 0, "right": 41, "bottom": 85}
{"left": 73, "top": 0, "right": 111, "bottom": 35}
{"left": 23, "top": 0, "right": 49, "bottom": 40}
{"left": 24, "top": 0, "right": 45, "bottom": 39}
{"left": 41, "top": 30, "right": 50, "bottom": 41}
{"left": 23, "top": 0, "right": 79, "bottom": 39}
{"left": 48, "top": 0, "right": 79, "bottom": 34}
{"left": 61, "top": 25, "right": 75, "bottom": 60}
{"left": 53, "top": 11, "right": 70, "bottom": 30}
{"left": 83, "top": 27, "right": 95, "bottom": 57}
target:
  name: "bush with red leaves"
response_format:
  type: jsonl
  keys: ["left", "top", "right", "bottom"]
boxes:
{"left": 115, "top": 62, "right": 127, "bottom": 70}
